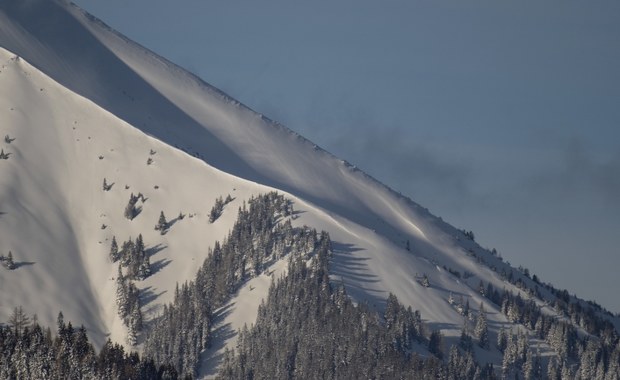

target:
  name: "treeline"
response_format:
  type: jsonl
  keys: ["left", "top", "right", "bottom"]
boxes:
{"left": 143, "top": 192, "right": 315, "bottom": 378}
{"left": 483, "top": 281, "right": 620, "bottom": 379}
{"left": 109, "top": 234, "right": 150, "bottom": 345}
{"left": 497, "top": 266, "right": 616, "bottom": 340}
{"left": 218, "top": 235, "right": 497, "bottom": 380}
{"left": 0, "top": 309, "right": 187, "bottom": 379}
{"left": 466, "top": 237, "right": 616, "bottom": 337}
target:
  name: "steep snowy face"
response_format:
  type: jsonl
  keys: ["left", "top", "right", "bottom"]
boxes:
{"left": 0, "top": 44, "right": 489, "bottom": 367}
{"left": 0, "top": 46, "right": 276, "bottom": 346}
{"left": 0, "top": 0, "right": 502, "bottom": 355}
{"left": 0, "top": 0, "right": 438, "bottom": 249}
{"left": 2, "top": 1, "right": 619, "bottom": 377}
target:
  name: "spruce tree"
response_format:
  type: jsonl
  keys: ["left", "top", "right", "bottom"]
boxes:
{"left": 155, "top": 211, "right": 168, "bottom": 234}
{"left": 124, "top": 193, "right": 140, "bottom": 220}
{"left": 5, "top": 251, "right": 15, "bottom": 269}
{"left": 109, "top": 237, "right": 120, "bottom": 263}
{"left": 474, "top": 303, "right": 489, "bottom": 349}
{"left": 497, "top": 326, "right": 508, "bottom": 352}
{"left": 209, "top": 196, "right": 225, "bottom": 223}
{"left": 428, "top": 330, "right": 444, "bottom": 359}
{"left": 102, "top": 178, "right": 112, "bottom": 191}
{"left": 523, "top": 348, "right": 535, "bottom": 380}
{"left": 8, "top": 306, "right": 29, "bottom": 335}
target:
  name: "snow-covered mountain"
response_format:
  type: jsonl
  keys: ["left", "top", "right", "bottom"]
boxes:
{"left": 1, "top": 0, "right": 618, "bottom": 378}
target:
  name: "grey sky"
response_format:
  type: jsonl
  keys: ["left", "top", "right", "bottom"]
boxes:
{"left": 73, "top": 0, "right": 620, "bottom": 312}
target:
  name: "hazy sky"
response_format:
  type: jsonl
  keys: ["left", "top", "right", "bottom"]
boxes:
{"left": 73, "top": 0, "right": 620, "bottom": 312}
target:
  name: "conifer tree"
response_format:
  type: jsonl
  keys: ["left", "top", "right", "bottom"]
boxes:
{"left": 523, "top": 348, "right": 535, "bottom": 380}
{"left": 8, "top": 306, "right": 29, "bottom": 335}
{"left": 5, "top": 251, "right": 15, "bottom": 269}
{"left": 209, "top": 196, "right": 225, "bottom": 223}
{"left": 421, "top": 274, "right": 430, "bottom": 287}
{"left": 102, "top": 178, "right": 112, "bottom": 191}
{"left": 497, "top": 326, "right": 508, "bottom": 352}
{"left": 428, "top": 330, "right": 444, "bottom": 359}
{"left": 547, "top": 356, "right": 560, "bottom": 380}
{"left": 109, "top": 237, "right": 120, "bottom": 263}
{"left": 475, "top": 302, "right": 489, "bottom": 349}
{"left": 459, "top": 321, "right": 474, "bottom": 352}
{"left": 155, "top": 211, "right": 168, "bottom": 234}
{"left": 124, "top": 193, "right": 140, "bottom": 220}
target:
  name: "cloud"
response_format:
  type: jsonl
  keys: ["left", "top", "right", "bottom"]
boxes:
{"left": 524, "top": 138, "right": 620, "bottom": 209}
{"left": 313, "top": 114, "right": 475, "bottom": 210}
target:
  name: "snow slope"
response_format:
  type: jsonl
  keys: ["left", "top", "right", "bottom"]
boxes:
{"left": 0, "top": 0, "right": 617, "bottom": 376}
{"left": 0, "top": 47, "right": 278, "bottom": 347}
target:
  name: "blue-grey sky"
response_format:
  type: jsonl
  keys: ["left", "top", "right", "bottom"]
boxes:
{"left": 73, "top": 0, "right": 620, "bottom": 312}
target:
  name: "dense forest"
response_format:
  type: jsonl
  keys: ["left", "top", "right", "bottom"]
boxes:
{"left": 0, "top": 308, "right": 185, "bottom": 379}
{"left": 2, "top": 192, "right": 620, "bottom": 379}
{"left": 217, "top": 230, "right": 499, "bottom": 379}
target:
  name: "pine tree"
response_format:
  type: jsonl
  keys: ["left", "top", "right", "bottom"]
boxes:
{"left": 5, "top": 251, "right": 15, "bottom": 269}
{"left": 8, "top": 306, "right": 29, "bottom": 335}
{"left": 124, "top": 193, "right": 140, "bottom": 220}
{"left": 135, "top": 236, "right": 151, "bottom": 280}
{"left": 102, "top": 178, "right": 112, "bottom": 191}
{"left": 109, "top": 237, "right": 120, "bottom": 263}
{"left": 428, "top": 330, "right": 444, "bottom": 359}
{"left": 502, "top": 333, "right": 516, "bottom": 377}
{"left": 209, "top": 196, "right": 225, "bottom": 223}
{"left": 460, "top": 321, "right": 474, "bottom": 352}
{"left": 127, "top": 304, "right": 142, "bottom": 346}
{"left": 497, "top": 326, "right": 508, "bottom": 352}
{"left": 475, "top": 302, "right": 489, "bottom": 349}
{"left": 547, "top": 357, "right": 560, "bottom": 380}
{"left": 523, "top": 348, "right": 535, "bottom": 380}
{"left": 478, "top": 280, "right": 485, "bottom": 296}
{"left": 116, "top": 265, "right": 129, "bottom": 318}
{"left": 136, "top": 234, "right": 145, "bottom": 256}
{"left": 155, "top": 211, "right": 168, "bottom": 234}
{"left": 421, "top": 274, "right": 430, "bottom": 287}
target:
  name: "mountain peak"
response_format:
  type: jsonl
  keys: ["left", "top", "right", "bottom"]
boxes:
{"left": 1, "top": 1, "right": 618, "bottom": 378}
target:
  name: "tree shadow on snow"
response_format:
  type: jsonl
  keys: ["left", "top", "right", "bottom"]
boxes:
{"left": 167, "top": 217, "right": 180, "bottom": 229}
{"left": 291, "top": 209, "right": 305, "bottom": 219}
{"left": 131, "top": 206, "right": 142, "bottom": 220}
{"left": 140, "top": 286, "right": 167, "bottom": 318}
{"left": 146, "top": 244, "right": 166, "bottom": 258}
{"left": 199, "top": 302, "right": 238, "bottom": 377}
{"left": 330, "top": 241, "right": 386, "bottom": 312}
{"left": 13, "top": 261, "right": 35, "bottom": 269}
{"left": 150, "top": 258, "right": 171, "bottom": 275}
{"left": 141, "top": 286, "right": 167, "bottom": 306}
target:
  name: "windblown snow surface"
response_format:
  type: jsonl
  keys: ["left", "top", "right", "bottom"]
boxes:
{"left": 0, "top": 0, "right": 617, "bottom": 377}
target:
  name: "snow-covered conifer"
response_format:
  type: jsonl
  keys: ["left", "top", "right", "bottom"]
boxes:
{"left": 474, "top": 303, "right": 489, "bottom": 349}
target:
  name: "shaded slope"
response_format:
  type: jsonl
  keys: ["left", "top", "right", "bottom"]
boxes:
{"left": 0, "top": 0, "right": 436, "bottom": 252}
{"left": 1, "top": 1, "right": 618, "bottom": 377}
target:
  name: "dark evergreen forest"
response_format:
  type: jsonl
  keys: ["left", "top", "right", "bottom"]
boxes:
{"left": 2, "top": 192, "right": 619, "bottom": 379}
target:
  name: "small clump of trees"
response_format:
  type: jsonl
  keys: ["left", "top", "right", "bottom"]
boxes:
{"left": 0, "top": 251, "right": 16, "bottom": 270}
{"left": 155, "top": 211, "right": 168, "bottom": 235}
{"left": 0, "top": 149, "right": 11, "bottom": 159}
{"left": 0, "top": 308, "right": 182, "bottom": 378}
{"left": 124, "top": 193, "right": 144, "bottom": 220}
{"left": 109, "top": 234, "right": 151, "bottom": 280}
{"left": 208, "top": 194, "right": 234, "bottom": 223}
{"left": 102, "top": 177, "right": 113, "bottom": 191}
